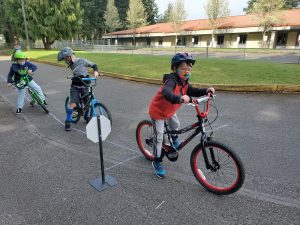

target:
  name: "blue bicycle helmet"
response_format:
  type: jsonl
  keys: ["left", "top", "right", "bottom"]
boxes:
{"left": 57, "top": 47, "right": 74, "bottom": 61}
{"left": 171, "top": 52, "right": 196, "bottom": 69}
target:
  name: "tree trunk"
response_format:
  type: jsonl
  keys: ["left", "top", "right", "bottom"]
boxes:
{"left": 3, "top": 30, "right": 16, "bottom": 47}
{"left": 262, "top": 31, "right": 268, "bottom": 48}
{"left": 133, "top": 30, "right": 136, "bottom": 46}
{"left": 42, "top": 37, "right": 54, "bottom": 50}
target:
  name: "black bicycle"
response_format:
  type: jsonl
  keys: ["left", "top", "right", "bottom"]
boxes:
{"left": 65, "top": 76, "right": 112, "bottom": 123}
{"left": 136, "top": 94, "right": 245, "bottom": 195}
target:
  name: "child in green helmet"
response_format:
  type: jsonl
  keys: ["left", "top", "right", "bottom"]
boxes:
{"left": 7, "top": 51, "right": 46, "bottom": 114}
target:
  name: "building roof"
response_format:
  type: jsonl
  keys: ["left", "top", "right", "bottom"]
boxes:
{"left": 107, "top": 9, "right": 300, "bottom": 36}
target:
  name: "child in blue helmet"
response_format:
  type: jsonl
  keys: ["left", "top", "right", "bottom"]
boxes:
{"left": 149, "top": 52, "right": 215, "bottom": 178}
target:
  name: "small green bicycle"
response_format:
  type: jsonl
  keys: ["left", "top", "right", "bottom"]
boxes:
{"left": 14, "top": 74, "right": 49, "bottom": 113}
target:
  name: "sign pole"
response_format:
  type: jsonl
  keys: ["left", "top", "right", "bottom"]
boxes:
{"left": 97, "top": 115, "right": 106, "bottom": 184}
{"left": 88, "top": 115, "right": 117, "bottom": 192}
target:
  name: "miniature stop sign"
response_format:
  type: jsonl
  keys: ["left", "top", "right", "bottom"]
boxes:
{"left": 86, "top": 116, "right": 111, "bottom": 143}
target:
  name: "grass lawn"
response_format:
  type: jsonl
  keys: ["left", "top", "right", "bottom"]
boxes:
{"left": 2, "top": 49, "right": 300, "bottom": 85}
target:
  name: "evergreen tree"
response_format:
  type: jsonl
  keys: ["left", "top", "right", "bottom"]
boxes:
{"left": 127, "top": 0, "right": 148, "bottom": 46}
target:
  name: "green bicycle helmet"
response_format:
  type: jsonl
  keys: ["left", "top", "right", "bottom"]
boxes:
{"left": 14, "top": 51, "right": 27, "bottom": 59}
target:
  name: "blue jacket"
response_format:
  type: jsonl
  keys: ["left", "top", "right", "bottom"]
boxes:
{"left": 7, "top": 61, "right": 37, "bottom": 84}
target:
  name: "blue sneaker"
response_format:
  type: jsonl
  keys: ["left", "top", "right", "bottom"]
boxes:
{"left": 172, "top": 136, "right": 181, "bottom": 149}
{"left": 152, "top": 161, "right": 166, "bottom": 178}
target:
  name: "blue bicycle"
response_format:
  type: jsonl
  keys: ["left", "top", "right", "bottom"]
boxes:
{"left": 65, "top": 77, "right": 112, "bottom": 124}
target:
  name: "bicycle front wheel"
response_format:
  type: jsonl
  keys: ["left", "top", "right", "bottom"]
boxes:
{"left": 29, "top": 89, "right": 49, "bottom": 113}
{"left": 190, "top": 140, "right": 245, "bottom": 195}
{"left": 92, "top": 103, "right": 112, "bottom": 125}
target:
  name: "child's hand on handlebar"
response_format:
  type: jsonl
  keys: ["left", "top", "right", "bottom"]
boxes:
{"left": 181, "top": 95, "right": 190, "bottom": 103}
{"left": 93, "top": 71, "right": 99, "bottom": 78}
{"left": 27, "top": 70, "right": 33, "bottom": 75}
{"left": 207, "top": 87, "right": 215, "bottom": 94}
{"left": 7, "top": 83, "right": 12, "bottom": 87}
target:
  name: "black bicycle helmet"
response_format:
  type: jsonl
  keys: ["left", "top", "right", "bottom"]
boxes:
{"left": 57, "top": 47, "right": 74, "bottom": 61}
{"left": 171, "top": 52, "right": 196, "bottom": 69}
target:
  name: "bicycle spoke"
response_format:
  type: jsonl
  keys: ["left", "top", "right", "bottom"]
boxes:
{"left": 193, "top": 144, "right": 242, "bottom": 192}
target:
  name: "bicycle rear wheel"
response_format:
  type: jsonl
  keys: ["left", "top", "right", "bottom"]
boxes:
{"left": 65, "top": 96, "right": 81, "bottom": 123}
{"left": 92, "top": 103, "right": 112, "bottom": 125}
{"left": 136, "top": 120, "right": 155, "bottom": 161}
{"left": 28, "top": 89, "right": 49, "bottom": 113}
{"left": 190, "top": 140, "right": 245, "bottom": 195}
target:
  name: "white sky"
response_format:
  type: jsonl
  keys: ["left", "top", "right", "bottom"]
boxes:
{"left": 156, "top": 0, "right": 249, "bottom": 20}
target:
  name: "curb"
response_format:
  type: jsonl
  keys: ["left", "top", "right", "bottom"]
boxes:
{"left": 30, "top": 58, "right": 300, "bottom": 93}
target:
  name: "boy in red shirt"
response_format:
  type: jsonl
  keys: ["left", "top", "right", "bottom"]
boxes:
{"left": 149, "top": 52, "right": 215, "bottom": 178}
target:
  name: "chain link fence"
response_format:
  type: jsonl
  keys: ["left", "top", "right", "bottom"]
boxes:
{"left": 2, "top": 38, "right": 300, "bottom": 64}
{"left": 46, "top": 40, "right": 300, "bottom": 64}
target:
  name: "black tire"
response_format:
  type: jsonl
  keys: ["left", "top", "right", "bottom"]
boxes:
{"left": 39, "top": 102, "right": 49, "bottom": 113}
{"left": 28, "top": 89, "right": 49, "bottom": 113}
{"left": 65, "top": 96, "right": 81, "bottom": 123}
{"left": 136, "top": 120, "right": 155, "bottom": 161}
{"left": 92, "top": 103, "right": 112, "bottom": 125}
{"left": 190, "top": 140, "right": 245, "bottom": 195}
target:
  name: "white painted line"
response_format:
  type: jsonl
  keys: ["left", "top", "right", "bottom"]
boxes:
{"left": 155, "top": 201, "right": 165, "bottom": 210}
{"left": 104, "top": 155, "right": 141, "bottom": 171}
{"left": 211, "top": 124, "right": 229, "bottom": 131}
{"left": 49, "top": 113, "right": 64, "bottom": 126}
{"left": 239, "top": 188, "right": 300, "bottom": 210}
{"left": 105, "top": 140, "right": 139, "bottom": 153}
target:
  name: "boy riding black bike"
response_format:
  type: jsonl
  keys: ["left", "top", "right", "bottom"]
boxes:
{"left": 148, "top": 52, "right": 215, "bottom": 178}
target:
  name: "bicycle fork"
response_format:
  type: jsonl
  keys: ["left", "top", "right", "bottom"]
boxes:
{"left": 201, "top": 135, "right": 220, "bottom": 172}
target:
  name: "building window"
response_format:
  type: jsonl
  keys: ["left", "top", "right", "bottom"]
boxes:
{"left": 193, "top": 36, "right": 199, "bottom": 45}
{"left": 177, "top": 37, "right": 186, "bottom": 46}
{"left": 276, "top": 32, "right": 288, "bottom": 46}
{"left": 217, "top": 35, "right": 224, "bottom": 45}
{"left": 239, "top": 34, "right": 247, "bottom": 44}
{"left": 177, "top": 38, "right": 181, "bottom": 45}
{"left": 158, "top": 37, "right": 163, "bottom": 45}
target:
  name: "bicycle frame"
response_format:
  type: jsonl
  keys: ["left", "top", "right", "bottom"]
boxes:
{"left": 163, "top": 94, "right": 214, "bottom": 152}
{"left": 14, "top": 74, "right": 44, "bottom": 103}
{"left": 72, "top": 77, "right": 102, "bottom": 117}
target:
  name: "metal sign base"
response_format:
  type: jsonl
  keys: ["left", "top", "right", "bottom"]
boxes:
{"left": 89, "top": 175, "right": 118, "bottom": 192}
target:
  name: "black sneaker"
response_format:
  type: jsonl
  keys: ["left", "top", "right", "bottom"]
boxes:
{"left": 65, "top": 121, "right": 71, "bottom": 131}
{"left": 43, "top": 100, "right": 48, "bottom": 105}
{"left": 16, "top": 108, "right": 23, "bottom": 114}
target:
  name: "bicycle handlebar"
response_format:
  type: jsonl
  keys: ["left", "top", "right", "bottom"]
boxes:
{"left": 66, "top": 76, "right": 97, "bottom": 86}
{"left": 82, "top": 77, "right": 96, "bottom": 81}
{"left": 190, "top": 93, "right": 215, "bottom": 118}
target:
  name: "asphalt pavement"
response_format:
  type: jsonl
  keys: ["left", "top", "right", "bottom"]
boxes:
{"left": 0, "top": 57, "right": 299, "bottom": 225}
